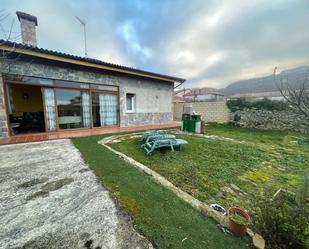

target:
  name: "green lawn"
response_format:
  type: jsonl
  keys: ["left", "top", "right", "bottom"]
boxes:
{"left": 109, "top": 124, "right": 309, "bottom": 212}
{"left": 205, "top": 123, "right": 289, "bottom": 144}
{"left": 110, "top": 134, "right": 270, "bottom": 202}
{"left": 72, "top": 134, "right": 248, "bottom": 249}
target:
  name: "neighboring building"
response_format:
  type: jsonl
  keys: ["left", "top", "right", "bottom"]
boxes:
{"left": 181, "top": 87, "right": 224, "bottom": 102}
{"left": 174, "top": 88, "right": 192, "bottom": 102}
{"left": 0, "top": 11, "right": 185, "bottom": 137}
{"left": 184, "top": 92, "right": 224, "bottom": 102}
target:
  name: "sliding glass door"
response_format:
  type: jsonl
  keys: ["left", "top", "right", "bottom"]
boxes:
{"left": 6, "top": 75, "right": 119, "bottom": 132}
{"left": 55, "top": 89, "right": 84, "bottom": 129}
{"left": 92, "top": 92, "right": 118, "bottom": 127}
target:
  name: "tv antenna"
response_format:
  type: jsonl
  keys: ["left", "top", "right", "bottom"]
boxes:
{"left": 75, "top": 16, "right": 88, "bottom": 57}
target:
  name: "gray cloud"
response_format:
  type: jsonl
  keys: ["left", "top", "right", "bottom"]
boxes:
{"left": 1, "top": 0, "right": 309, "bottom": 88}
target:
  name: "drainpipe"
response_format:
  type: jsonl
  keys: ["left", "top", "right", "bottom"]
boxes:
{"left": 174, "top": 81, "right": 184, "bottom": 89}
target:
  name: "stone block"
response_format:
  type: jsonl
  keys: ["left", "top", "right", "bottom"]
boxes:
{"left": 232, "top": 109, "right": 307, "bottom": 133}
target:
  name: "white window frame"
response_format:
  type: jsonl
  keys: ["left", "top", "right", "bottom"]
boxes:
{"left": 126, "top": 93, "right": 136, "bottom": 113}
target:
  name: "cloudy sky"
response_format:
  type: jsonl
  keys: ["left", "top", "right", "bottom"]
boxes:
{"left": 1, "top": 0, "right": 309, "bottom": 88}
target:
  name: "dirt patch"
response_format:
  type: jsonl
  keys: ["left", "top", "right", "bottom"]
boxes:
{"left": 18, "top": 177, "right": 49, "bottom": 188}
{"left": 79, "top": 168, "right": 90, "bottom": 173}
{"left": 26, "top": 190, "right": 49, "bottom": 201}
{"left": 41, "top": 178, "right": 74, "bottom": 192}
{"left": 26, "top": 178, "right": 74, "bottom": 201}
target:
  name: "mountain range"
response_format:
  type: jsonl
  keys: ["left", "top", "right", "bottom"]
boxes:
{"left": 220, "top": 66, "right": 309, "bottom": 96}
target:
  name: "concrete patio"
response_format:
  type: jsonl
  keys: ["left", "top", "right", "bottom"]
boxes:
{"left": 0, "top": 139, "right": 153, "bottom": 249}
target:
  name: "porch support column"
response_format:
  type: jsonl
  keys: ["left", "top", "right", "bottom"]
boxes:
{"left": 0, "top": 75, "right": 9, "bottom": 137}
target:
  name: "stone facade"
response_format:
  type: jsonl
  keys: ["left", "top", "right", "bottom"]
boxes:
{"left": 122, "top": 112, "right": 173, "bottom": 127}
{"left": 0, "top": 60, "right": 174, "bottom": 137}
{"left": 173, "top": 101, "right": 230, "bottom": 123}
{"left": 232, "top": 108, "right": 308, "bottom": 133}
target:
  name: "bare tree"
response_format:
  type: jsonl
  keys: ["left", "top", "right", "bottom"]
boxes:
{"left": 0, "top": 10, "right": 22, "bottom": 47}
{"left": 0, "top": 10, "right": 20, "bottom": 72}
{"left": 274, "top": 67, "right": 309, "bottom": 139}
{"left": 275, "top": 68, "right": 309, "bottom": 213}
{"left": 0, "top": 10, "right": 33, "bottom": 74}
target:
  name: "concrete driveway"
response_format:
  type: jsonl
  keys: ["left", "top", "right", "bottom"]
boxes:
{"left": 0, "top": 139, "right": 153, "bottom": 249}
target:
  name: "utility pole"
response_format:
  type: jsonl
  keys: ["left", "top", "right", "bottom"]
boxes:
{"left": 75, "top": 16, "right": 87, "bottom": 57}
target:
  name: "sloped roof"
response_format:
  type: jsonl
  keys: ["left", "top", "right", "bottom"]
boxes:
{"left": 0, "top": 40, "right": 186, "bottom": 83}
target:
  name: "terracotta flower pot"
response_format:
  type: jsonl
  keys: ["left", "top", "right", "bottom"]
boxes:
{"left": 228, "top": 207, "right": 250, "bottom": 237}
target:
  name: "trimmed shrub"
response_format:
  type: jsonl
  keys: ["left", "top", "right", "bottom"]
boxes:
{"left": 227, "top": 98, "right": 289, "bottom": 112}
{"left": 253, "top": 193, "right": 309, "bottom": 249}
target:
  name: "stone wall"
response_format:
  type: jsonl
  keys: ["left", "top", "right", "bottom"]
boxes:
{"left": 173, "top": 101, "right": 230, "bottom": 123}
{"left": 0, "top": 60, "right": 174, "bottom": 137}
{"left": 173, "top": 102, "right": 184, "bottom": 121}
{"left": 122, "top": 112, "right": 173, "bottom": 127}
{"left": 174, "top": 100, "right": 307, "bottom": 133}
{"left": 232, "top": 108, "right": 307, "bottom": 133}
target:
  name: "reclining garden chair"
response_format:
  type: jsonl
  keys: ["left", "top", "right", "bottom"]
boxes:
{"left": 143, "top": 136, "right": 188, "bottom": 156}
{"left": 141, "top": 130, "right": 162, "bottom": 144}
{"left": 141, "top": 134, "right": 176, "bottom": 148}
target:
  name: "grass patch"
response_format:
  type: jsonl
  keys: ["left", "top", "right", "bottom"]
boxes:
{"left": 205, "top": 123, "right": 288, "bottom": 144}
{"left": 72, "top": 134, "right": 248, "bottom": 249}
{"left": 110, "top": 135, "right": 270, "bottom": 201}
{"left": 206, "top": 124, "right": 309, "bottom": 192}
{"left": 109, "top": 124, "right": 309, "bottom": 214}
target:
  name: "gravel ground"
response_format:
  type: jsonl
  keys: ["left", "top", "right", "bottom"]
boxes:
{"left": 0, "top": 139, "right": 153, "bottom": 249}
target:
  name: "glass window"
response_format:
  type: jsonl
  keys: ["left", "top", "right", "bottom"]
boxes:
{"left": 54, "top": 80, "right": 89, "bottom": 89}
{"left": 126, "top": 93, "right": 135, "bottom": 112}
{"left": 37, "top": 78, "right": 53, "bottom": 86}
{"left": 90, "top": 84, "right": 118, "bottom": 91}
{"left": 4, "top": 75, "right": 53, "bottom": 86}
{"left": 92, "top": 92, "right": 118, "bottom": 127}
{"left": 43, "top": 88, "right": 57, "bottom": 131}
{"left": 56, "top": 89, "right": 83, "bottom": 129}
{"left": 80, "top": 83, "right": 89, "bottom": 89}
{"left": 92, "top": 92, "right": 101, "bottom": 127}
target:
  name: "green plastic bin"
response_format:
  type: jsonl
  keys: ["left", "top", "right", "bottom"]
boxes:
{"left": 182, "top": 114, "right": 201, "bottom": 133}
